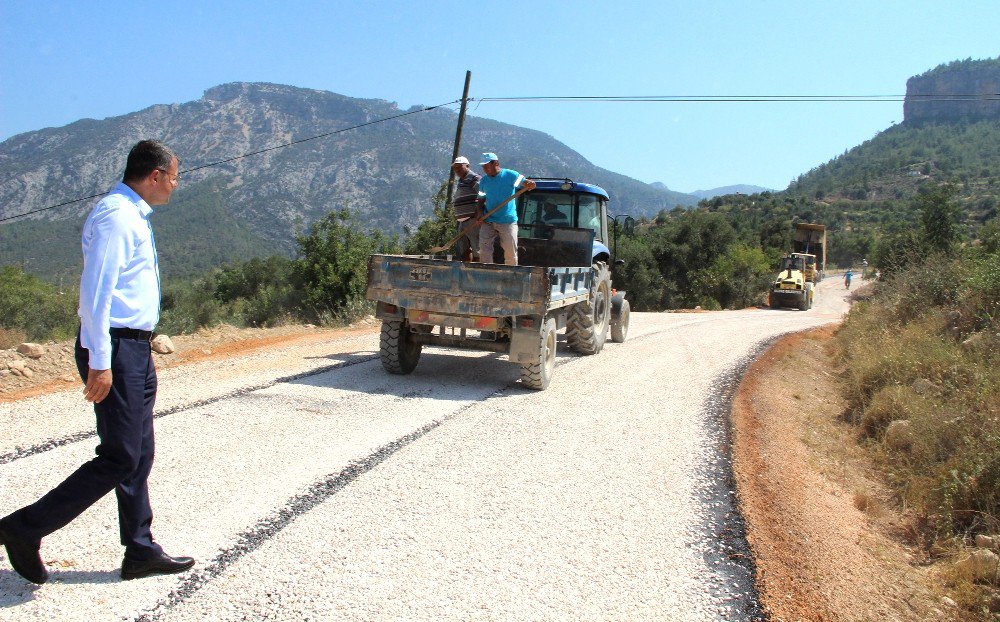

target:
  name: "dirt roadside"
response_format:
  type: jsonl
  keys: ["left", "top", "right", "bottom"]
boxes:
{"left": 0, "top": 319, "right": 378, "bottom": 404}
{"left": 732, "top": 326, "right": 958, "bottom": 621}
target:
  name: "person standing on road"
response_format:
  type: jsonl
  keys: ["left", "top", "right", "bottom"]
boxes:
{"left": 450, "top": 156, "right": 481, "bottom": 262}
{"left": 0, "top": 140, "right": 194, "bottom": 585}
{"left": 844, "top": 269, "right": 854, "bottom": 290}
{"left": 477, "top": 152, "right": 536, "bottom": 265}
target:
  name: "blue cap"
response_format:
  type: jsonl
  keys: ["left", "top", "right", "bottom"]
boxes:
{"left": 479, "top": 152, "right": 499, "bottom": 165}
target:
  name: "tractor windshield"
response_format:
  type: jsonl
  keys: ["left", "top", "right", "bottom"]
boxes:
{"left": 517, "top": 192, "right": 606, "bottom": 241}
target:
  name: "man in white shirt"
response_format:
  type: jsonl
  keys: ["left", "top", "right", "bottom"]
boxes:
{"left": 0, "top": 140, "right": 194, "bottom": 584}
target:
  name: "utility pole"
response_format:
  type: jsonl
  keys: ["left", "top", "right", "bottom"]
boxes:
{"left": 445, "top": 70, "right": 472, "bottom": 208}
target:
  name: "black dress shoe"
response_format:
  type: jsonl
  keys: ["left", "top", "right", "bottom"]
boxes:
{"left": 120, "top": 551, "right": 195, "bottom": 580}
{"left": 0, "top": 521, "right": 48, "bottom": 585}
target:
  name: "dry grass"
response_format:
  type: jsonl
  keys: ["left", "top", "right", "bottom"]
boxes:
{"left": 0, "top": 327, "right": 27, "bottom": 350}
{"left": 834, "top": 253, "right": 1000, "bottom": 619}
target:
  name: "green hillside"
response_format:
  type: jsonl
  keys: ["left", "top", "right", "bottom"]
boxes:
{"left": 0, "top": 179, "right": 283, "bottom": 280}
{"left": 786, "top": 119, "right": 1000, "bottom": 228}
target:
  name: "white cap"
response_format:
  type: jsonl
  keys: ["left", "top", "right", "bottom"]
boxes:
{"left": 452, "top": 156, "right": 469, "bottom": 166}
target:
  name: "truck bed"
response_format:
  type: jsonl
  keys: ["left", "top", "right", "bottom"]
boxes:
{"left": 365, "top": 254, "right": 592, "bottom": 318}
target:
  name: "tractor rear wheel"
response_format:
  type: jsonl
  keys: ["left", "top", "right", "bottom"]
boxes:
{"left": 567, "top": 262, "right": 611, "bottom": 355}
{"left": 380, "top": 319, "right": 422, "bottom": 374}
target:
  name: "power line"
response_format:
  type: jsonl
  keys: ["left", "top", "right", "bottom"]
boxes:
{"left": 0, "top": 99, "right": 460, "bottom": 224}
{"left": 3, "top": 91, "right": 998, "bottom": 224}
{"left": 474, "top": 93, "right": 999, "bottom": 103}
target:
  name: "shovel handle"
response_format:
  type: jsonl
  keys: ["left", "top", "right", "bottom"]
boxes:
{"left": 428, "top": 186, "right": 531, "bottom": 254}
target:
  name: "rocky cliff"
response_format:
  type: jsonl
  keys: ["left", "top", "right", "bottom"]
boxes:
{"left": 904, "top": 57, "right": 1000, "bottom": 124}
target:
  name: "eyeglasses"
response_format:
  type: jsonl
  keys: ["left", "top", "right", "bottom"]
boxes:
{"left": 156, "top": 168, "right": 180, "bottom": 184}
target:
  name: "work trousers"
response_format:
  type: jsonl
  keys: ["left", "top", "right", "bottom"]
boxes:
{"left": 454, "top": 218, "right": 479, "bottom": 261}
{"left": 479, "top": 222, "right": 518, "bottom": 266}
{"left": 3, "top": 332, "right": 162, "bottom": 559}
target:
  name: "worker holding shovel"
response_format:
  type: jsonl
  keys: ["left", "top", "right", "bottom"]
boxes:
{"left": 477, "top": 152, "right": 535, "bottom": 265}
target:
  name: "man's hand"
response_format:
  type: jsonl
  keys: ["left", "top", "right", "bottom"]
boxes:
{"left": 523, "top": 180, "right": 537, "bottom": 191}
{"left": 83, "top": 368, "right": 112, "bottom": 403}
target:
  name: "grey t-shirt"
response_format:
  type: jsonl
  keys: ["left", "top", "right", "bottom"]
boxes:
{"left": 452, "top": 171, "right": 481, "bottom": 221}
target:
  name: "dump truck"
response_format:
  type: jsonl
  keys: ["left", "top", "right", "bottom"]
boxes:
{"left": 365, "top": 178, "right": 629, "bottom": 391}
{"left": 769, "top": 254, "right": 814, "bottom": 310}
{"left": 792, "top": 223, "right": 826, "bottom": 282}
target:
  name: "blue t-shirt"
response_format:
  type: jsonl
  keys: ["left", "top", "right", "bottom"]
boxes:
{"left": 479, "top": 168, "right": 524, "bottom": 224}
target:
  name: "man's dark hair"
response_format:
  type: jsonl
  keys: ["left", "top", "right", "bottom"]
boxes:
{"left": 122, "top": 140, "right": 178, "bottom": 183}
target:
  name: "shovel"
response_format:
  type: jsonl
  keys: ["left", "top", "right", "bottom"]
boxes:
{"left": 428, "top": 187, "right": 531, "bottom": 254}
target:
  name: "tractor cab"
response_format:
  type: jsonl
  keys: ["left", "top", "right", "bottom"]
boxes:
{"left": 516, "top": 179, "right": 611, "bottom": 267}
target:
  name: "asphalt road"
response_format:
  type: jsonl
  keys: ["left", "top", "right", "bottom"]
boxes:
{"left": 0, "top": 277, "right": 854, "bottom": 621}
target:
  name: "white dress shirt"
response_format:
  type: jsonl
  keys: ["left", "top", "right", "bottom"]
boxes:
{"left": 78, "top": 182, "right": 160, "bottom": 369}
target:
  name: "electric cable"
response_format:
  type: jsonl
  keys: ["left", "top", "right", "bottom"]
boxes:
{"left": 474, "top": 93, "right": 999, "bottom": 103}
{"left": 3, "top": 91, "right": 998, "bottom": 224}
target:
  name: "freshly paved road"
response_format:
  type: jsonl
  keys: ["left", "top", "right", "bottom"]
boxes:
{"left": 0, "top": 277, "right": 853, "bottom": 621}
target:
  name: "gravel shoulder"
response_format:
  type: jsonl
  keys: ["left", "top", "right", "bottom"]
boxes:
{"left": 2, "top": 281, "right": 852, "bottom": 621}
{"left": 731, "top": 325, "right": 958, "bottom": 621}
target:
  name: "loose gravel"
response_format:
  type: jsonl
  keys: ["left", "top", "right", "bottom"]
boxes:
{"left": 0, "top": 280, "right": 852, "bottom": 621}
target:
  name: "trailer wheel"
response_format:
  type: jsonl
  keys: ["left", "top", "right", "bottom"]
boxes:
{"left": 567, "top": 262, "right": 611, "bottom": 355}
{"left": 520, "top": 317, "right": 557, "bottom": 390}
{"left": 380, "top": 319, "right": 422, "bottom": 374}
{"left": 610, "top": 298, "right": 630, "bottom": 343}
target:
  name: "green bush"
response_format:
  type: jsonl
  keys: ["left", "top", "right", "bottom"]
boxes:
{"left": 0, "top": 265, "right": 78, "bottom": 342}
{"left": 295, "top": 209, "right": 399, "bottom": 323}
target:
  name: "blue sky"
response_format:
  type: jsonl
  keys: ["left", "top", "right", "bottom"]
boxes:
{"left": 0, "top": 1, "right": 996, "bottom": 192}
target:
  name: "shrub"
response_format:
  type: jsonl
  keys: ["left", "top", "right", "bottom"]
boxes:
{"left": 836, "top": 249, "right": 1000, "bottom": 541}
{"left": 0, "top": 265, "right": 78, "bottom": 342}
{"left": 861, "top": 385, "right": 921, "bottom": 438}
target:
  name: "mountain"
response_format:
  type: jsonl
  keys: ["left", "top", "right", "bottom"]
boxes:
{"left": 0, "top": 82, "right": 695, "bottom": 279}
{"left": 784, "top": 58, "right": 1000, "bottom": 226}
{"left": 688, "top": 185, "right": 771, "bottom": 200}
{"left": 646, "top": 182, "right": 700, "bottom": 206}
{"left": 904, "top": 57, "right": 1000, "bottom": 124}
{"left": 692, "top": 57, "right": 1000, "bottom": 268}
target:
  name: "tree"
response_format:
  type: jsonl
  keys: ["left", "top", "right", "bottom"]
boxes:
{"left": 917, "top": 182, "right": 961, "bottom": 255}
{"left": 295, "top": 209, "right": 399, "bottom": 322}
{"left": 403, "top": 182, "right": 454, "bottom": 254}
{"left": 697, "top": 244, "right": 774, "bottom": 309}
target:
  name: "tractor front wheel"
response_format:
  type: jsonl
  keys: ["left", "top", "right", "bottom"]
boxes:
{"left": 610, "top": 298, "right": 630, "bottom": 343}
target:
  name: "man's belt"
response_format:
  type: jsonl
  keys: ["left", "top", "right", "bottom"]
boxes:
{"left": 110, "top": 327, "right": 154, "bottom": 341}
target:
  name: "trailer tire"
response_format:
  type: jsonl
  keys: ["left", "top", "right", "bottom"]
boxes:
{"left": 520, "top": 317, "right": 557, "bottom": 390}
{"left": 610, "top": 298, "right": 630, "bottom": 343}
{"left": 380, "top": 319, "right": 422, "bottom": 374}
{"left": 567, "top": 262, "right": 611, "bottom": 355}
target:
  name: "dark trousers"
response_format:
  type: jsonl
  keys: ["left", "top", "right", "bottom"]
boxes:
{"left": 4, "top": 333, "right": 161, "bottom": 559}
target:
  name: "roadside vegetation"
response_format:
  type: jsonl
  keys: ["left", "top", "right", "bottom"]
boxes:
{"left": 834, "top": 187, "right": 1000, "bottom": 617}
{"left": 1, "top": 180, "right": 958, "bottom": 346}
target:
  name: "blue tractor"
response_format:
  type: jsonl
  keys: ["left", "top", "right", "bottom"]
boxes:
{"left": 515, "top": 178, "right": 630, "bottom": 349}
